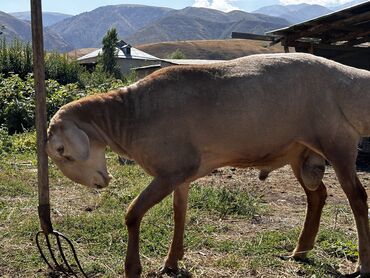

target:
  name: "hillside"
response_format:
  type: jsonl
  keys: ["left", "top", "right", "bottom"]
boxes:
{"left": 127, "top": 7, "right": 289, "bottom": 45}
{"left": 10, "top": 11, "right": 72, "bottom": 26}
{"left": 253, "top": 3, "right": 332, "bottom": 24}
{"left": 48, "top": 5, "right": 173, "bottom": 49}
{"left": 135, "top": 39, "right": 288, "bottom": 60}
{"left": 49, "top": 5, "right": 289, "bottom": 49}
{"left": 0, "top": 11, "right": 72, "bottom": 51}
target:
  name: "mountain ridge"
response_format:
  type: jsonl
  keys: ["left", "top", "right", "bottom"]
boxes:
{"left": 48, "top": 5, "right": 289, "bottom": 48}
{"left": 10, "top": 11, "right": 73, "bottom": 26}
{"left": 0, "top": 11, "right": 72, "bottom": 51}
{"left": 253, "top": 3, "right": 332, "bottom": 24}
{"left": 2, "top": 2, "right": 354, "bottom": 52}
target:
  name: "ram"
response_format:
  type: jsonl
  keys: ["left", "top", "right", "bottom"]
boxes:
{"left": 46, "top": 53, "right": 370, "bottom": 277}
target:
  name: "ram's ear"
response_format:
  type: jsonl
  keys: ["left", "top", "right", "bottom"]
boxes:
{"left": 61, "top": 123, "right": 90, "bottom": 161}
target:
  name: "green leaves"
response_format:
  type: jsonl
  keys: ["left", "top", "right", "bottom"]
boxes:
{"left": 99, "top": 28, "right": 120, "bottom": 78}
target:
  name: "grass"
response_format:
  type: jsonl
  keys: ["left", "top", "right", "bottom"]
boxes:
{"left": 0, "top": 132, "right": 363, "bottom": 277}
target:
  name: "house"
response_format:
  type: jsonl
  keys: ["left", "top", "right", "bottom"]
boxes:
{"left": 132, "top": 58, "right": 226, "bottom": 79}
{"left": 77, "top": 40, "right": 161, "bottom": 76}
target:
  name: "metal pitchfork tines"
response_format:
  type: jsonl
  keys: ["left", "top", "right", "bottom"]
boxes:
{"left": 36, "top": 204, "right": 89, "bottom": 278}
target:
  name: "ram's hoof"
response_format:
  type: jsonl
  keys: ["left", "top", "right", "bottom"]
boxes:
{"left": 158, "top": 266, "right": 179, "bottom": 276}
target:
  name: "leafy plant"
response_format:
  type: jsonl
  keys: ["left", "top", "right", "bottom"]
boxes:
{"left": 0, "top": 38, "right": 32, "bottom": 79}
{"left": 45, "top": 52, "right": 83, "bottom": 85}
{"left": 99, "top": 28, "right": 120, "bottom": 78}
{"left": 167, "top": 49, "right": 186, "bottom": 59}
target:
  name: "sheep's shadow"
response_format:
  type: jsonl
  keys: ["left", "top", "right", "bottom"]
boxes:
{"left": 279, "top": 255, "right": 359, "bottom": 278}
{"left": 356, "top": 152, "right": 370, "bottom": 173}
{"left": 147, "top": 268, "right": 192, "bottom": 278}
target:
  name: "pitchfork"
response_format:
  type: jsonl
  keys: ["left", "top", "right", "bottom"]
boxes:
{"left": 36, "top": 205, "right": 89, "bottom": 277}
{"left": 31, "top": 1, "right": 89, "bottom": 277}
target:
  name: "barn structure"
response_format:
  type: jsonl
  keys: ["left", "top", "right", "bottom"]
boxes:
{"left": 266, "top": 1, "right": 370, "bottom": 70}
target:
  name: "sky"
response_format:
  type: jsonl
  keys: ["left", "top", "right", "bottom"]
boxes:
{"left": 1, "top": 0, "right": 356, "bottom": 15}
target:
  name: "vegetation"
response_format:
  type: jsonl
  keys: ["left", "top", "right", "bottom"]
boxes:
{"left": 0, "top": 33, "right": 134, "bottom": 134}
{"left": 0, "top": 137, "right": 360, "bottom": 277}
{"left": 0, "top": 72, "right": 128, "bottom": 134}
{"left": 99, "top": 28, "right": 120, "bottom": 78}
{"left": 167, "top": 49, "right": 186, "bottom": 59}
{"left": 0, "top": 38, "right": 32, "bottom": 79}
{"left": 0, "top": 29, "right": 362, "bottom": 278}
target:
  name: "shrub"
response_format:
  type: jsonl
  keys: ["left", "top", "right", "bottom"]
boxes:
{"left": 0, "top": 38, "right": 32, "bottom": 79}
{"left": 0, "top": 73, "right": 131, "bottom": 134}
{"left": 167, "top": 49, "right": 186, "bottom": 59}
{"left": 0, "top": 74, "right": 35, "bottom": 134}
{"left": 0, "top": 74, "right": 84, "bottom": 134}
{"left": 45, "top": 52, "right": 83, "bottom": 85}
{"left": 0, "top": 125, "right": 12, "bottom": 154}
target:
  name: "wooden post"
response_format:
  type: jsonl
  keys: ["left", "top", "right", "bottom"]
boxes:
{"left": 31, "top": 0, "right": 52, "bottom": 232}
{"left": 282, "top": 36, "right": 290, "bottom": 53}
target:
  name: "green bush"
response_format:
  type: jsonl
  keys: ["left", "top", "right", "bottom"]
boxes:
{"left": 0, "top": 125, "right": 12, "bottom": 154}
{"left": 45, "top": 52, "right": 83, "bottom": 85}
{"left": 167, "top": 49, "right": 186, "bottom": 59}
{"left": 0, "top": 74, "right": 35, "bottom": 134}
{"left": 0, "top": 73, "right": 131, "bottom": 134}
{"left": 0, "top": 74, "right": 83, "bottom": 134}
{"left": 0, "top": 38, "right": 85, "bottom": 85}
{"left": 0, "top": 38, "right": 32, "bottom": 79}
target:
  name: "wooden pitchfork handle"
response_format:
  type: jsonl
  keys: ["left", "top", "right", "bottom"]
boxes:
{"left": 31, "top": 1, "right": 89, "bottom": 277}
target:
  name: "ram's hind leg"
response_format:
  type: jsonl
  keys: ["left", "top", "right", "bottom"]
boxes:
{"left": 327, "top": 149, "right": 370, "bottom": 275}
{"left": 160, "top": 182, "right": 190, "bottom": 274}
{"left": 290, "top": 151, "right": 327, "bottom": 260}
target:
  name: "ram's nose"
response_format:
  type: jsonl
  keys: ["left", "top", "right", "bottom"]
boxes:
{"left": 92, "top": 171, "right": 112, "bottom": 189}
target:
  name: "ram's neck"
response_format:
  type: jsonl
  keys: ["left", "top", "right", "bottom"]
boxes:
{"left": 59, "top": 83, "right": 144, "bottom": 158}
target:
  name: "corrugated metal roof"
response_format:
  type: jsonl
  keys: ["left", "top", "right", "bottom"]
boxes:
{"left": 163, "top": 59, "right": 226, "bottom": 65}
{"left": 77, "top": 46, "right": 160, "bottom": 62}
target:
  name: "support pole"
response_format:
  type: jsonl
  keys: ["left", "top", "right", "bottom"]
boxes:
{"left": 31, "top": 0, "right": 52, "bottom": 233}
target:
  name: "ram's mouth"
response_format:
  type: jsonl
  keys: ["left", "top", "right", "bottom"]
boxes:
{"left": 94, "top": 183, "right": 105, "bottom": 189}
{"left": 96, "top": 171, "right": 112, "bottom": 188}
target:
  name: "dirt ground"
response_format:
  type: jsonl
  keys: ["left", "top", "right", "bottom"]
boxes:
{"left": 166, "top": 155, "right": 370, "bottom": 278}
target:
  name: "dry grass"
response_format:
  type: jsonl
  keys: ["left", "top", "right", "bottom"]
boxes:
{"left": 136, "top": 39, "right": 291, "bottom": 60}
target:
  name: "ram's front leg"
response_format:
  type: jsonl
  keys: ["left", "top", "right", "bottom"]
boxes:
{"left": 160, "top": 183, "right": 190, "bottom": 275}
{"left": 124, "top": 177, "right": 179, "bottom": 278}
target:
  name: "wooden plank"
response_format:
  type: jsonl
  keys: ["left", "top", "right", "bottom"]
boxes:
{"left": 231, "top": 32, "right": 275, "bottom": 41}
{"left": 323, "top": 29, "right": 370, "bottom": 44}
{"left": 293, "top": 41, "right": 370, "bottom": 53}
{"left": 31, "top": 0, "right": 49, "bottom": 209}
{"left": 285, "top": 11, "right": 370, "bottom": 45}
{"left": 343, "top": 35, "right": 370, "bottom": 46}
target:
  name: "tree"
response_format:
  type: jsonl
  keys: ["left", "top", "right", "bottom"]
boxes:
{"left": 99, "top": 28, "right": 120, "bottom": 78}
{"left": 167, "top": 49, "right": 186, "bottom": 59}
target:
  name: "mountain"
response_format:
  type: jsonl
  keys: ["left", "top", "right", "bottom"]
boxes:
{"left": 253, "top": 4, "right": 332, "bottom": 24}
{"left": 48, "top": 5, "right": 173, "bottom": 49}
{"left": 10, "top": 11, "right": 72, "bottom": 27}
{"left": 0, "top": 11, "right": 72, "bottom": 51}
{"left": 128, "top": 8, "right": 288, "bottom": 45}
{"left": 49, "top": 5, "right": 289, "bottom": 48}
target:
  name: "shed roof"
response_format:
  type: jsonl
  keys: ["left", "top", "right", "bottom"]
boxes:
{"left": 78, "top": 46, "right": 160, "bottom": 63}
{"left": 162, "top": 59, "right": 226, "bottom": 65}
{"left": 267, "top": 1, "right": 370, "bottom": 47}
